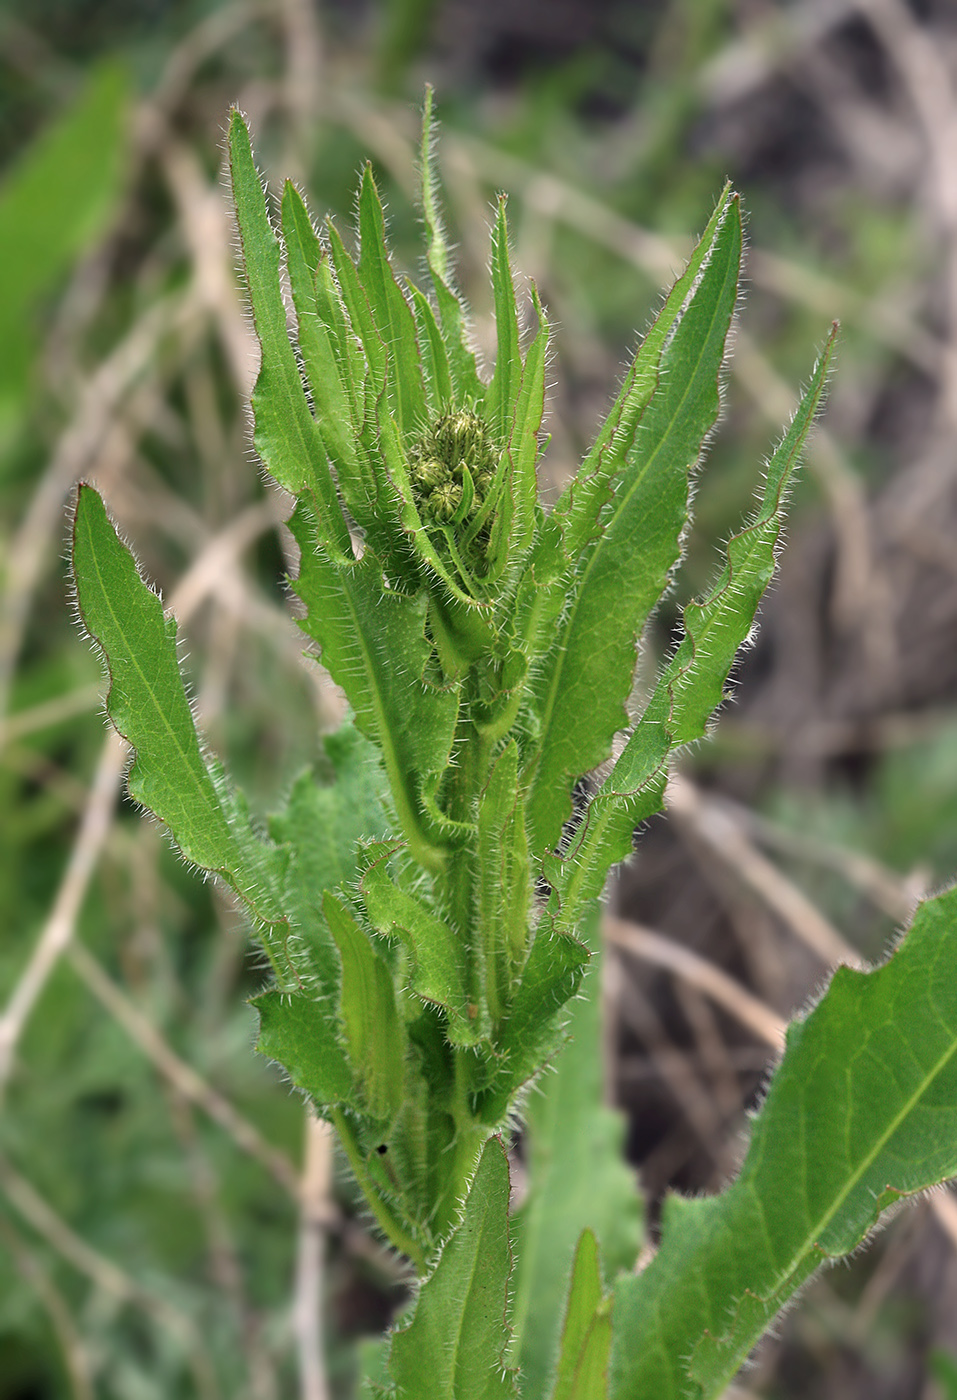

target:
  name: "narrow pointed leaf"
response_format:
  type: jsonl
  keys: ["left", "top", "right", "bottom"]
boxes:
{"left": 558, "top": 327, "right": 837, "bottom": 925}
{"left": 419, "top": 87, "right": 484, "bottom": 403}
{"left": 510, "top": 910, "right": 640, "bottom": 1399}
{"left": 527, "top": 195, "right": 742, "bottom": 854}
{"left": 388, "top": 1138, "right": 518, "bottom": 1398}
{"left": 553, "top": 186, "right": 734, "bottom": 559}
{"left": 610, "top": 882, "right": 957, "bottom": 1399}
{"left": 228, "top": 111, "right": 350, "bottom": 556}
{"left": 357, "top": 165, "right": 428, "bottom": 434}
{"left": 550, "top": 1231, "right": 612, "bottom": 1400}
{"left": 324, "top": 891, "right": 405, "bottom": 1123}
{"left": 485, "top": 200, "right": 522, "bottom": 444}
{"left": 73, "top": 484, "right": 234, "bottom": 868}
{"left": 477, "top": 741, "right": 531, "bottom": 1020}
{"left": 408, "top": 278, "right": 454, "bottom": 412}
{"left": 280, "top": 181, "right": 359, "bottom": 474}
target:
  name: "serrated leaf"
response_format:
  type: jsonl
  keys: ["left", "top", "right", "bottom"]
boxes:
{"left": 388, "top": 1138, "right": 518, "bottom": 1399}
{"left": 73, "top": 485, "right": 234, "bottom": 869}
{"left": 549, "top": 1231, "right": 612, "bottom": 1400}
{"left": 526, "top": 194, "right": 742, "bottom": 855}
{"left": 359, "top": 848, "right": 483, "bottom": 1044}
{"left": 324, "top": 891, "right": 405, "bottom": 1124}
{"left": 610, "top": 882, "right": 957, "bottom": 1400}
{"left": 557, "top": 326, "right": 837, "bottom": 925}
{"left": 228, "top": 111, "right": 351, "bottom": 556}
{"left": 252, "top": 988, "right": 353, "bottom": 1107}
{"left": 291, "top": 500, "right": 459, "bottom": 874}
{"left": 510, "top": 910, "right": 641, "bottom": 1399}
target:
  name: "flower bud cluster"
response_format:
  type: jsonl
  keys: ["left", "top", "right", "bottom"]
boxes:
{"left": 408, "top": 409, "right": 498, "bottom": 553}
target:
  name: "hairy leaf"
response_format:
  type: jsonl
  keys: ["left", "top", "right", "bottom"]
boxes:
{"left": 510, "top": 911, "right": 641, "bottom": 1399}
{"left": 291, "top": 500, "right": 459, "bottom": 873}
{"left": 324, "top": 891, "right": 405, "bottom": 1124}
{"left": 556, "top": 326, "right": 837, "bottom": 925}
{"left": 526, "top": 194, "right": 742, "bottom": 854}
{"left": 611, "top": 883, "right": 957, "bottom": 1400}
{"left": 253, "top": 989, "right": 353, "bottom": 1108}
{"left": 388, "top": 1137, "right": 518, "bottom": 1398}
{"left": 550, "top": 1231, "right": 612, "bottom": 1400}
{"left": 228, "top": 111, "right": 350, "bottom": 555}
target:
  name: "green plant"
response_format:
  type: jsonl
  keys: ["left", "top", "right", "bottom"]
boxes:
{"left": 69, "top": 94, "right": 957, "bottom": 1399}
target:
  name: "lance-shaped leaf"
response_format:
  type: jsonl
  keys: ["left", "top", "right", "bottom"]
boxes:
{"left": 477, "top": 742, "right": 531, "bottom": 1022}
{"left": 228, "top": 111, "right": 351, "bottom": 558}
{"left": 407, "top": 278, "right": 454, "bottom": 413}
{"left": 280, "top": 181, "right": 360, "bottom": 479}
{"left": 488, "top": 290, "right": 548, "bottom": 588}
{"left": 510, "top": 910, "right": 641, "bottom": 1399}
{"left": 324, "top": 891, "right": 405, "bottom": 1124}
{"left": 552, "top": 187, "right": 734, "bottom": 560}
{"left": 419, "top": 86, "right": 484, "bottom": 404}
{"left": 359, "top": 847, "right": 484, "bottom": 1044}
{"left": 388, "top": 1137, "right": 518, "bottom": 1399}
{"left": 252, "top": 988, "right": 353, "bottom": 1109}
{"left": 550, "top": 1231, "right": 612, "bottom": 1400}
{"left": 485, "top": 199, "right": 522, "bottom": 445}
{"left": 556, "top": 326, "right": 837, "bottom": 927}
{"left": 71, "top": 486, "right": 290, "bottom": 956}
{"left": 610, "top": 882, "right": 957, "bottom": 1400}
{"left": 526, "top": 194, "right": 742, "bottom": 855}
{"left": 291, "top": 500, "right": 459, "bottom": 874}
{"left": 357, "top": 164, "right": 428, "bottom": 435}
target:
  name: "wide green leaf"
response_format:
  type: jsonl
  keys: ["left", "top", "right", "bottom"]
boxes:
{"left": 253, "top": 989, "right": 353, "bottom": 1108}
{"left": 526, "top": 193, "right": 742, "bottom": 854}
{"left": 611, "top": 882, "right": 957, "bottom": 1400}
{"left": 388, "top": 1137, "right": 518, "bottom": 1398}
{"left": 267, "top": 723, "right": 388, "bottom": 989}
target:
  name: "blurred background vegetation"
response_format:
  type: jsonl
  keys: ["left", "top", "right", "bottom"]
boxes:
{"left": 2, "top": 0, "right": 957, "bottom": 1396}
